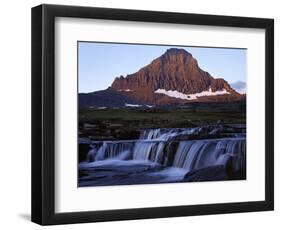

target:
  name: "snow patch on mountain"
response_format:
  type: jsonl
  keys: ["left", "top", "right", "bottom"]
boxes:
{"left": 118, "top": 89, "right": 132, "bottom": 92}
{"left": 125, "top": 103, "right": 142, "bottom": 107}
{"left": 155, "top": 88, "right": 230, "bottom": 100}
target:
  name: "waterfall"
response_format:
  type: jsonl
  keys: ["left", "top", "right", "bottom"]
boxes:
{"left": 87, "top": 147, "right": 98, "bottom": 162}
{"left": 88, "top": 141, "right": 134, "bottom": 161}
{"left": 132, "top": 141, "right": 167, "bottom": 163}
{"left": 155, "top": 142, "right": 166, "bottom": 164}
{"left": 173, "top": 141, "right": 194, "bottom": 168}
{"left": 140, "top": 128, "right": 196, "bottom": 141}
{"left": 141, "top": 129, "right": 161, "bottom": 140}
{"left": 133, "top": 141, "right": 158, "bottom": 161}
{"left": 86, "top": 128, "right": 246, "bottom": 174}
{"left": 172, "top": 138, "right": 246, "bottom": 172}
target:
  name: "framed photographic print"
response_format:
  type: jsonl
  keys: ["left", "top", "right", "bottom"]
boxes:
{"left": 31, "top": 4, "right": 274, "bottom": 225}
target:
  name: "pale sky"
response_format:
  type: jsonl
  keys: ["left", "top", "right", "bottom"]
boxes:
{"left": 78, "top": 42, "right": 246, "bottom": 93}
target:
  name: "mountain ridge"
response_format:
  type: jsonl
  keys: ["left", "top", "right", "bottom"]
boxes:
{"left": 79, "top": 48, "right": 244, "bottom": 108}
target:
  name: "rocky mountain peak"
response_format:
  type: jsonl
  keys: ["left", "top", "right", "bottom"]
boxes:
{"left": 107, "top": 48, "right": 242, "bottom": 105}
{"left": 151, "top": 48, "right": 194, "bottom": 67}
{"left": 163, "top": 48, "right": 191, "bottom": 57}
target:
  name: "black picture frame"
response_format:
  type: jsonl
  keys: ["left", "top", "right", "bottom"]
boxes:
{"left": 31, "top": 4, "right": 274, "bottom": 225}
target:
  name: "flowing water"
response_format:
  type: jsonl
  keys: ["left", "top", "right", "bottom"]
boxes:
{"left": 79, "top": 126, "right": 246, "bottom": 187}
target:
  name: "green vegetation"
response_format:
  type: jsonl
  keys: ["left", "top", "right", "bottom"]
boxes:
{"left": 79, "top": 107, "right": 246, "bottom": 130}
{"left": 79, "top": 101, "right": 246, "bottom": 140}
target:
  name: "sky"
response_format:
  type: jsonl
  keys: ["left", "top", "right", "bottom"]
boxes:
{"left": 78, "top": 42, "right": 246, "bottom": 93}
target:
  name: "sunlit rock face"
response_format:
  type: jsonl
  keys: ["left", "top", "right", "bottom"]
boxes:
{"left": 111, "top": 48, "right": 242, "bottom": 105}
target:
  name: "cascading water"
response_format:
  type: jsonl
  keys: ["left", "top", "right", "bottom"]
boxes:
{"left": 94, "top": 141, "right": 134, "bottom": 161}
{"left": 140, "top": 129, "right": 161, "bottom": 140}
{"left": 140, "top": 128, "right": 196, "bottom": 141}
{"left": 80, "top": 126, "right": 246, "bottom": 187}
{"left": 86, "top": 127, "right": 246, "bottom": 173}
{"left": 133, "top": 141, "right": 158, "bottom": 161}
{"left": 172, "top": 138, "right": 246, "bottom": 172}
{"left": 173, "top": 141, "right": 194, "bottom": 168}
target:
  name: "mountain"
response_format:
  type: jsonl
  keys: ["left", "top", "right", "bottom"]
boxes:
{"left": 230, "top": 81, "right": 246, "bottom": 94}
{"left": 79, "top": 48, "right": 244, "bottom": 108}
{"left": 79, "top": 88, "right": 142, "bottom": 108}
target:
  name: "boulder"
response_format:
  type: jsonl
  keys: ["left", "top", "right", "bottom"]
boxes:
{"left": 79, "top": 143, "right": 91, "bottom": 162}
{"left": 183, "top": 165, "right": 228, "bottom": 182}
